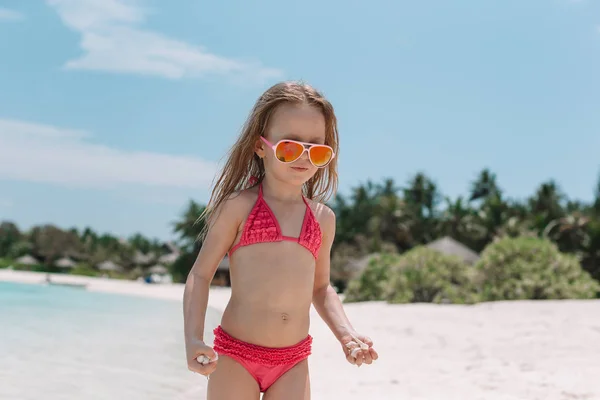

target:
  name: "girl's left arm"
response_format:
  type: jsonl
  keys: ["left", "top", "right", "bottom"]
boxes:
{"left": 312, "top": 206, "right": 378, "bottom": 366}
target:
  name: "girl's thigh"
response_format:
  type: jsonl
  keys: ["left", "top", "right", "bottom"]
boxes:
{"left": 207, "top": 355, "right": 260, "bottom": 400}
{"left": 262, "top": 359, "right": 310, "bottom": 400}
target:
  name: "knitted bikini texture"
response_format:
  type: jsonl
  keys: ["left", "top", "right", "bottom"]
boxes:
{"left": 213, "top": 326, "right": 312, "bottom": 366}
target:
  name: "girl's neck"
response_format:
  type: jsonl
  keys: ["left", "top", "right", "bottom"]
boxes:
{"left": 261, "top": 175, "right": 304, "bottom": 203}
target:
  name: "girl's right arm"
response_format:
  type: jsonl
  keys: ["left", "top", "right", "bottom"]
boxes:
{"left": 183, "top": 196, "right": 242, "bottom": 374}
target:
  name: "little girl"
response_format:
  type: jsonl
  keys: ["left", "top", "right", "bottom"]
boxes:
{"left": 183, "top": 81, "right": 378, "bottom": 399}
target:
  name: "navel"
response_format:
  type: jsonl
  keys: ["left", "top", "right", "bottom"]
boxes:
{"left": 281, "top": 313, "right": 290, "bottom": 322}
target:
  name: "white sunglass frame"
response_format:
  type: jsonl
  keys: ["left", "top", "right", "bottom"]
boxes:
{"left": 260, "top": 136, "right": 336, "bottom": 168}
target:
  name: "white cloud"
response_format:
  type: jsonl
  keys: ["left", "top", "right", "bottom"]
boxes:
{"left": 45, "top": 0, "right": 283, "bottom": 82}
{"left": 0, "top": 8, "right": 24, "bottom": 21}
{"left": 0, "top": 118, "right": 218, "bottom": 190}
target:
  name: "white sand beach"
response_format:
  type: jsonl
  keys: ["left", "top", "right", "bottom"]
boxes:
{"left": 2, "top": 269, "right": 599, "bottom": 400}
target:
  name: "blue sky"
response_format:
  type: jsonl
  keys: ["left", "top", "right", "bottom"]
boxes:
{"left": 0, "top": 0, "right": 599, "bottom": 241}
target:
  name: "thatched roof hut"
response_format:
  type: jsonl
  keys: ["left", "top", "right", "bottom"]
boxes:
{"left": 346, "top": 253, "right": 378, "bottom": 275}
{"left": 163, "top": 241, "right": 180, "bottom": 254}
{"left": 209, "top": 256, "right": 230, "bottom": 287}
{"left": 133, "top": 251, "right": 155, "bottom": 266}
{"left": 15, "top": 255, "right": 39, "bottom": 265}
{"left": 425, "top": 236, "right": 480, "bottom": 264}
{"left": 96, "top": 260, "right": 123, "bottom": 272}
{"left": 218, "top": 256, "right": 230, "bottom": 271}
{"left": 55, "top": 256, "right": 76, "bottom": 269}
{"left": 148, "top": 264, "right": 168, "bottom": 275}
{"left": 158, "top": 252, "right": 179, "bottom": 265}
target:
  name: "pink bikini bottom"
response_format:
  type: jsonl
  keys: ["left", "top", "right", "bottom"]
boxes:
{"left": 212, "top": 325, "right": 312, "bottom": 392}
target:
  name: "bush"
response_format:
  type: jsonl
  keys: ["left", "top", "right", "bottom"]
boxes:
{"left": 475, "top": 236, "right": 599, "bottom": 301}
{"left": 69, "top": 264, "right": 102, "bottom": 277}
{"left": 13, "top": 263, "right": 54, "bottom": 272}
{"left": 384, "top": 246, "right": 478, "bottom": 304}
{"left": 344, "top": 253, "right": 395, "bottom": 303}
{"left": 344, "top": 247, "right": 477, "bottom": 304}
{"left": 170, "top": 251, "right": 196, "bottom": 283}
{"left": 330, "top": 242, "right": 366, "bottom": 293}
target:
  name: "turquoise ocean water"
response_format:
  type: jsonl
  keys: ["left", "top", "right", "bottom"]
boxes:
{"left": 0, "top": 281, "right": 221, "bottom": 400}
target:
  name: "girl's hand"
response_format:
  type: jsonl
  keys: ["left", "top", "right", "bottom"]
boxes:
{"left": 186, "top": 337, "right": 218, "bottom": 376}
{"left": 339, "top": 332, "right": 378, "bottom": 366}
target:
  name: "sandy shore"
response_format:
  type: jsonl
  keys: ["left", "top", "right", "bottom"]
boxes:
{"left": 2, "top": 269, "right": 600, "bottom": 400}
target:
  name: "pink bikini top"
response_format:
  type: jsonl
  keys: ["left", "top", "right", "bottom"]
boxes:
{"left": 229, "top": 183, "right": 322, "bottom": 259}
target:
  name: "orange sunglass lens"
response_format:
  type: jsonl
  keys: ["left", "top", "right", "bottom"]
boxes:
{"left": 275, "top": 141, "right": 304, "bottom": 162}
{"left": 309, "top": 146, "right": 333, "bottom": 167}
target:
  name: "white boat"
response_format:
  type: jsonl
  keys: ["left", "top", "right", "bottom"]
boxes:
{"left": 43, "top": 275, "right": 88, "bottom": 289}
{"left": 47, "top": 281, "right": 88, "bottom": 289}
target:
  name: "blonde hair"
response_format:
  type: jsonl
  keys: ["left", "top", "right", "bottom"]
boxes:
{"left": 199, "top": 81, "right": 340, "bottom": 239}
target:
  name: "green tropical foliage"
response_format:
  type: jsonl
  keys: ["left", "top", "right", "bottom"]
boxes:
{"left": 385, "top": 246, "right": 478, "bottom": 304}
{"left": 345, "top": 248, "right": 478, "bottom": 304}
{"left": 331, "top": 170, "right": 600, "bottom": 294}
{"left": 475, "top": 237, "right": 599, "bottom": 301}
{"left": 344, "top": 253, "right": 395, "bottom": 302}
{"left": 1, "top": 168, "right": 599, "bottom": 299}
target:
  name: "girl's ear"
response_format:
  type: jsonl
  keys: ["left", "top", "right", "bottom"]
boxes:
{"left": 254, "top": 138, "right": 266, "bottom": 159}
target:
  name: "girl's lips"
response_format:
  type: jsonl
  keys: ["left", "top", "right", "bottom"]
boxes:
{"left": 291, "top": 166, "right": 309, "bottom": 172}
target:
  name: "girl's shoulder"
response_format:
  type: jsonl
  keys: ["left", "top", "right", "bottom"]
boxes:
{"left": 221, "top": 186, "right": 260, "bottom": 212}
{"left": 305, "top": 198, "right": 336, "bottom": 227}
{"left": 209, "top": 187, "right": 259, "bottom": 227}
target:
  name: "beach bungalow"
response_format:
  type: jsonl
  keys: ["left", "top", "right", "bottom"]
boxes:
{"left": 162, "top": 241, "right": 180, "bottom": 255}
{"left": 54, "top": 256, "right": 77, "bottom": 269}
{"left": 133, "top": 250, "right": 155, "bottom": 267}
{"left": 157, "top": 241, "right": 180, "bottom": 265}
{"left": 158, "top": 252, "right": 179, "bottom": 265}
{"left": 211, "top": 256, "right": 230, "bottom": 287}
{"left": 96, "top": 260, "right": 123, "bottom": 273}
{"left": 331, "top": 253, "right": 379, "bottom": 292}
{"left": 346, "top": 253, "right": 378, "bottom": 274}
{"left": 145, "top": 264, "right": 173, "bottom": 284}
{"left": 425, "top": 236, "right": 480, "bottom": 264}
{"left": 148, "top": 264, "right": 169, "bottom": 275}
{"left": 15, "top": 254, "right": 40, "bottom": 266}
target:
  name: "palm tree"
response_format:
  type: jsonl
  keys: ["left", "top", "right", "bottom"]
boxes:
{"left": 368, "top": 180, "right": 413, "bottom": 251}
{"left": 0, "top": 221, "right": 21, "bottom": 258}
{"left": 129, "top": 233, "right": 153, "bottom": 254}
{"left": 331, "top": 180, "right": 380, "bottom": 247}
{"left": 593, "top": 172, "right": 600, "bottom": 216}
{"left": 543, "top": 212, "right": 590, "bottom": 253}
{"left": 28, "top": 225, "right": 84, "bottom": 265}
{"left": 172, "top": 200, "right": 206, "bottom": 253}
{"left": 474, "top": 193, "right": 510, "bottom": 250}
{"left": 403, "top": 172, "right": 440, "bottom": 218}
{"left": 438, "top": 196, "right": 483, "bottom": 248}
{"left": 529, "top": 180, "right": 564, "bottom": 215}
{"left": 402, "top": 172, "right": 441, "bottom": 244}
{"left": 170, "top": 200, "right": 208, "bottom": 283}
{"left": 581, "top": 220, "right": 600, "bottom": 281}
{"left": 528, "top": 180, "right": 565, "bottom": 233}
{"left": 469, "top": 168, "right": 501, "bottom": 202}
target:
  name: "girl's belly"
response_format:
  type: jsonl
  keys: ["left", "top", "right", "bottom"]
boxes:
{"left": 219, "top": 242, "right": 316, "bottom": 347}
{"left": 220, "top": 301, "right": 311, "bottom": 348}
